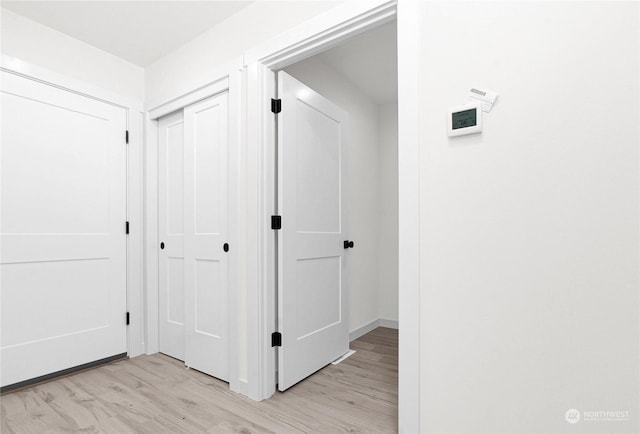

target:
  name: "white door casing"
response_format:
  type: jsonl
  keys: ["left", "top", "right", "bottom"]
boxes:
{"left": 158, "top": 110, "right": 186, "bottom": 361}
{"left": 0, "top": 71, "right": 127, "bottom": 387}
{"left": 184, "top": 92, "right": 230, "bottom": 380}
{"left": 277, "top": 72, "right": 349, "bottom": 391}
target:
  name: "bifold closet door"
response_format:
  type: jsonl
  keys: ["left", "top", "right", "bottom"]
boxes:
{"left": 1, "top": 71, "right": 127, "bottom": 387}
{"left": 183, "top": 92, "right": 229, "bottom": 381}
{"left": 158, "top": 110, "right": 186, "bottom": 361}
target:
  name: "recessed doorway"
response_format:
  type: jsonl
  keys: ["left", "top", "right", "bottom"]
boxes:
{"left": 271, "top": 19, "right": 399, "bottom": 428}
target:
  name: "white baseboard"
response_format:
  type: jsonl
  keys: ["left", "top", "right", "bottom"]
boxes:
{"left": 230, "top": 379, "right": 248, "bottom": 396}
{"left": 349, "top": 318, "right": 399, "bottom": 342}
{"left": 379, "top": 318, "right": 399, "bottom": 329}
{"left": 349, "top": 319, "right": 379, "bottom": 341}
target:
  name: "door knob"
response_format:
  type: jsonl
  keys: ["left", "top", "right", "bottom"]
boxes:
{"left": 223, "top": 243, "right": 229, "bottom": 252}
{"left": 160, "top": 242, "right": 165, "bottom": 250}
{"left": 343, "top": 240, "right": 354, "bottom": 249}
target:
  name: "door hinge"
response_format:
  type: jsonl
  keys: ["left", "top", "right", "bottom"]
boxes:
{"left": 271, "top": 98, "right": 281, "bottom": 114}
{"left": 126, "top": 221, "right": 130, "bottom": 234}
{"left": 271, "top": 215, "right": 282, "bottom": 230}
{"left": 126, "top": 312, "right": 130, "bottom": 325}
{"left": 271, "top": 332, "right": 282, "bottom": 347}
{"left": 125, "top": 130, "right": 129, "bottom": 144}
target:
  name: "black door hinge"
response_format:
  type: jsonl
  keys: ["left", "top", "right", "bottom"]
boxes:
{"left": 126, "top": 312, "right": 130, "bottom": 325}
{"left": 271, "top": 98, "right": 281, "bottom": 114}
{"left": 271, "top": 332, "right": 282, "bottom": 347}
{"left": 126, "top": 221, "right": 130, "bottom": 234}
{"left": 271, "top": 215, "right": 282, "bottom": 230}
{"left": 125, "top": 130, "right": 129, "bottom": 144}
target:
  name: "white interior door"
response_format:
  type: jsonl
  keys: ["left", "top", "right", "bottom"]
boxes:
{"left": 158, "top": 110, "right": 186, "bottom": 361}
{"left": 277, "top": 72, "right": 349, "bottom": 391}
{"left": 0, "top": 71, "right": 127, "bottom": 387}
{"left": 183, "top": 92, "right": 229, "bottom": 380}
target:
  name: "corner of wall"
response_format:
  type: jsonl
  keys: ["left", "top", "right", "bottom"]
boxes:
{"left": 1, "top": 8, "right": 144, "bottom": 102}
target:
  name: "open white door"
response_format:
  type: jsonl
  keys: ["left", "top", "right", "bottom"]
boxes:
{"left": 158, "top": 110, "right": 186, "bottom": 361}
{"left": 1, "top": 71, "right": 127, "bottom": 387}
{"left": 183, "top": 92, "right": 229, "bottom": 380}
{"left": 277, "top": 72, "right": 349, "bottom": 391}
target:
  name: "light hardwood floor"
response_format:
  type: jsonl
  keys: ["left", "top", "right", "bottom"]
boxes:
{"left": 1, "top": 327, "right": 398, "bottom": 434}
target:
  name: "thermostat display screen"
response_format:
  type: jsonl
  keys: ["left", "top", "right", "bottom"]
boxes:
{"left": 452, "top": 108, "right": 477, "bottom": 130}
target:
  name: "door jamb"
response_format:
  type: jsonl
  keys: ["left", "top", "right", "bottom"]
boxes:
{"left": 397, "top": 3, "right": 421, "bottom": 433}
{"left": 243, "top": 1, "right": 421, "bottom": 432}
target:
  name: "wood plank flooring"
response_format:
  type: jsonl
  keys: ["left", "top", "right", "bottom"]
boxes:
{"left": 0, "top": 327, "right": 398, "bottom": 434}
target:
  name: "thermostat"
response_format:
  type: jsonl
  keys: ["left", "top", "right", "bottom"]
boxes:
{"left": 447, "top": 102, "right": 482, "bottom": 137}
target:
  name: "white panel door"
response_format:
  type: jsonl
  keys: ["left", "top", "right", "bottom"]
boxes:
{"left": 184, "top": 92, "right": 229, "bottom": 380}
{"left": 277, "top": 72, "right": 349, "bottom": 391}
{"left": 158, "top": 110, "right": 186, "bottom": 361}
{"left": 0, "top": 71, "right": 127, "bottom": 387}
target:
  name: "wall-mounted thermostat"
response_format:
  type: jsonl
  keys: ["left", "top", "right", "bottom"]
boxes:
{"left": 447, "top": 102, "right": 482, "bottom": 137}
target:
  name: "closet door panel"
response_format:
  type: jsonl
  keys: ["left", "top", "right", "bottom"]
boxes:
{"left": 158, "top": 110, "right": 186, "bottom": 361}
{"left": 184, "top": 92, "right": 229, "bottom": 380}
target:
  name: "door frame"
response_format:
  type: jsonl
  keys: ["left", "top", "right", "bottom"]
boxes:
{"left": 144, "top": 62, "right": 244, "bottom": 394}
{"left": 0, "top": 54, "right": 146, "bottom": 359}
{"left": 243, "top": 1, "right": 421, "bottom": 431}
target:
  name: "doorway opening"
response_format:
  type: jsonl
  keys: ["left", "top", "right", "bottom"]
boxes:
{"left": 272, "top": 19, "right": 399, "bottom": 429}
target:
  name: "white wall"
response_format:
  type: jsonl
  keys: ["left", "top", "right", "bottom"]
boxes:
{"left": 378, "top": 103, "right": 398, "bottom": 323}
{"left": 417, "top": 2, "right": 639, "bottom": 433}
{"left": 284, "top": 56, "right": 383, "bottom": 333}
{"left": 1, "top": 9, "right": 144, "bottom": 102}
{"left": 145, "top": 1, "right": 342, "bottom": 107}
